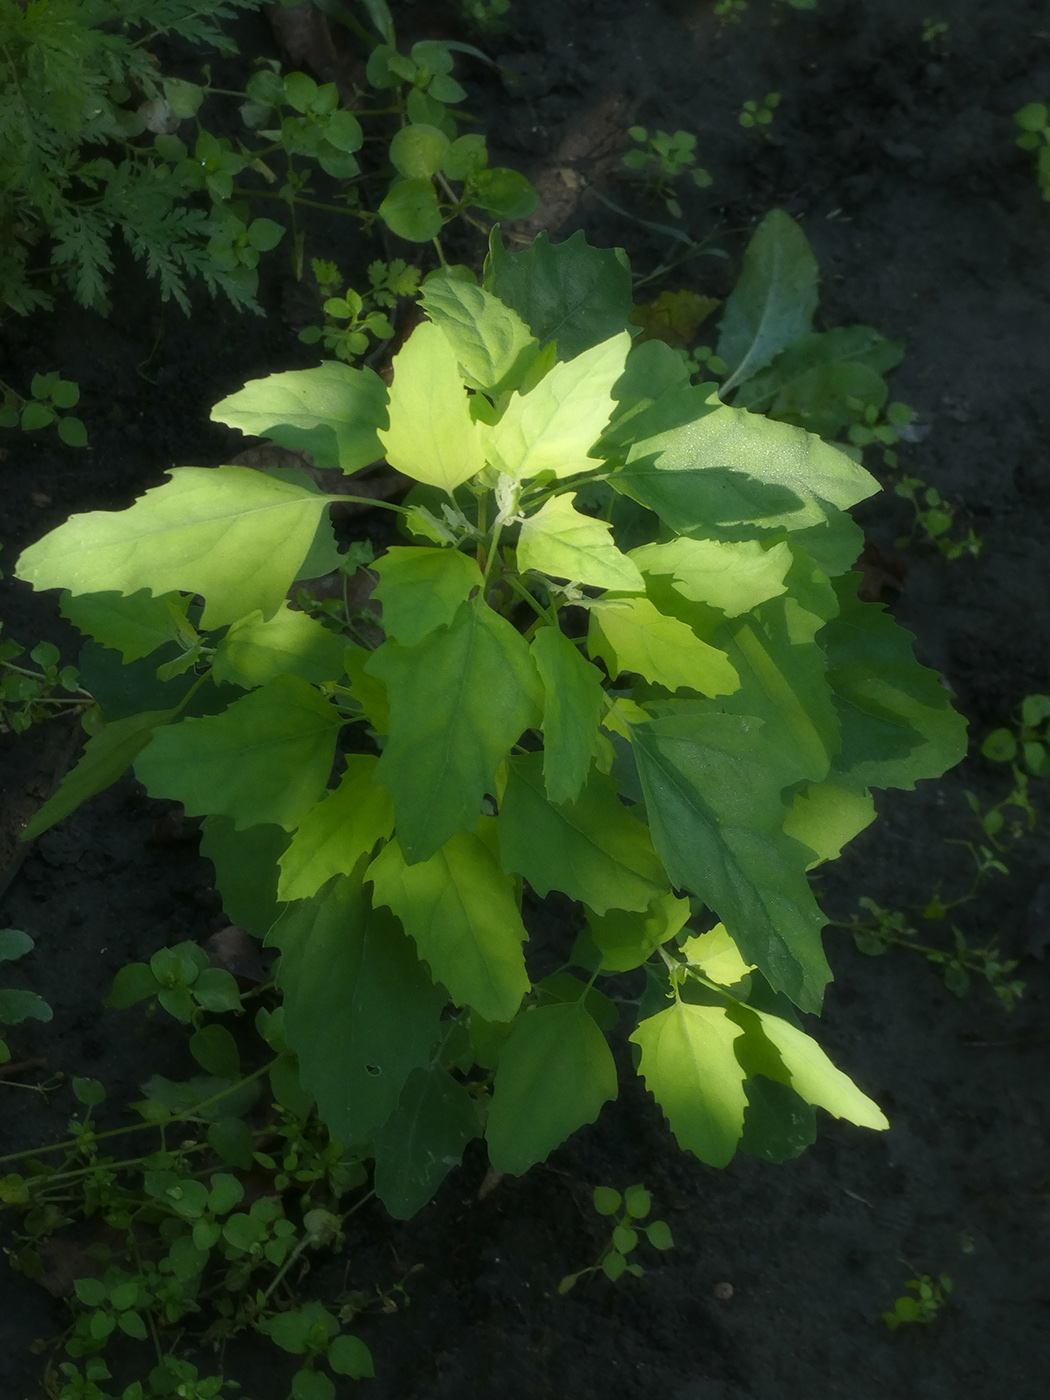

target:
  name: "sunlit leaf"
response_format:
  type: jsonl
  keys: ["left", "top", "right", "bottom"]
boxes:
{"left": 517, "top": 493, "right": 644, "bottom": 591}
{"left": 371, "top": 546, "right": 483, "bottom": 647}
{"left": 588, "top": 596, "right": 739, "bottom": 696}
{"left": 278, "top": 755, "right": 394, "bottom": 902}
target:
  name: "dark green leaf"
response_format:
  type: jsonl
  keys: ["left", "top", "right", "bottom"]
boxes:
{"left": 530, "top": 626, "right": 606, "bottom": 805}
{"left": 373, "top": 1064, "right": 481, "bottom": 1218}
{"left": 484, "top": 228, "right": 632, "bottom": 360}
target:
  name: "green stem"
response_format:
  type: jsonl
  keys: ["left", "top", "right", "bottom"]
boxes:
{"left": 231, "top": 188, "right": 370, "bottom": 220}
{"left": 0, "top": 1060, "right": 277, "bottom": 1167}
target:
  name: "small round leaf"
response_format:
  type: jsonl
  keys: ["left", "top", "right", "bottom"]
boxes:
{"left": 389, "top": 124, "right": 450, "bottom": 179}
{"left": 327, "top": 1334, "right": 375, "bottom": 1379}
{"left": 379, "top": 178, "right": 444, "bottom": 241}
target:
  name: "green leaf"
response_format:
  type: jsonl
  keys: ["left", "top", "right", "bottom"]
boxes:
{"left": 17, "top": 467, "right": 340, "bottom": 629}
{"left": 267, "top": 869, "right": 446, "bottom": 1143}
{"left": 379, "top": 322, "right": 485, "bottom": 493}
{"left": 389, "top": 123, "right": 450, "bottom": 179}
{"left": 586, "top": 890, "right": 691, "bottom": 972}
{"left": 593, "top": 1185, "right": 621, "bottom": 1214}
{"left": 0, "top": 988, "right": 52, "bottom": 1025}
{"left": 468, "top": 166, "right": 537, "bottom": 220}
{"left": 107, "top": 961, "right": 160, "bottom": 1009}
{"left": 327, "top": 1334, "right": 375, "bottom": 1379}
{"left": 486, "top": 1003, "right": 617, "bottom": 1174}
{"left": 371, "top": 546, "right": 483, "bottom": 646}
{"left": 782, "top": 782, "right": 875, "bottom": 866}
{"left": 0, "top": 930, "right": 33, "bottom": 963}
{"left": 208, "top": 1116, "right": 255, "bottom": 1169}
{"left": 22, "top": 709, "right": 175, "bottom": 841}
{"left": 517, "top": 493, "right": 644, "bottom": 590}
{"left": 823, "top": 576, "right": 969, "bottom": 793}
{"left": 729, "top": 1001, "right": 887, "bottom": 1130}
{"left": 630, "top": 713, "right": 831, "bottom": 1011}
{"left": 631, "top": 1000, "right": 747, "bottom": 1168}
{"left": 646, "top": 1220, "right": 674, "bottom": 1249}
{"left": 279, "top": 755, "right": 394, "bottom": 902}
{"left": 368, "top": 825, "right": 529, "bottom": 1021}
{"left": 629, "top": 537, "right": 792, "bottom": 617}
{"left": 72, "top": 1076, "right": 106, "bottom": 1106}
{"left": 710, "top": 596, "right": 841, "bottom": 783}
{"left": 189, "top": 1024, "right": 241, "bottom": 1077}
{"left": 479, "top": 332, "right": 630, "bottom": 482}
{"left": 498, "top": 753, "right": 667, "bottom": 914}
{"left": 680, "top": 923, "right": 755, "bottom": 986}
{"left": 617, "top": 399, "right": 877, "bottom": 537}
{"left": 135, "top": 675, "right": 342, "bottom": 830}
{"left": 419, "top": 276, "right": 538, "bottom": 395}
{"left": 60, "top": 589, "right": 189, "bottom": 662}
{"left": 199, "top": 816, "right": 288, "bottom": 936}
{"left": 530, "top": 626, "right": 606, "bottom": 805}
{"left": 737, "top": 1075, "right": 816, "bottom": 1162}
{"left": 211, "top": 363, "right": 388, "bottom": 474}
{"left": 212, "top": 603, "right": 347, "bottom": 688}
{"left": 366, "top": 602, "right": 542, "bottom": 862}
{"left": 484, "top": 228, "right": 633, "bottom": 361}
{"left": 292, "top": 1370, "right": 334, "bottom": 1400}
{"left": 717, "top": 209, "right": 819, "bottom": 394}
{"left": 372, "top": 1064, "right": 481, "bottom": 1218}
{"left": 588, "top": 596, "right": 739, "bottom": 696}
{"left": 57, "top": 416, "right": 89, "bottom": 448}
{"left": 379, "top": 178, "right": 444, "bottom": 242}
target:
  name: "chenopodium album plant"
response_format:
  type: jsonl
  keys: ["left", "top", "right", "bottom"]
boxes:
{"left": 15, "top": 231, "right": 966, "bottom": 1216}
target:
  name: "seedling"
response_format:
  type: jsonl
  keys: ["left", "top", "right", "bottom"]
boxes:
{"left": 558, "top": 1183, "right": 674, "bottom": 1292}
{"left": 298, "top": 258, "right": 421, "bottom": 364}
{"left": 0, "top": 567, "right": 92, "bottom": 736}
{"left": 0, "top": 929, "right": 52, "bottom": 1069}
{"left": 739, "top": 92, "right": 781, "bottom": 132}
{"left": 0, "top": 372, "right": 88, "bottom": 447}
{"left": 981, "top": 693, "right": 1050, "bottom": 779}
{"left": 921, "top": 18, "right": 949, "bottom": 50}
{"left": 892, "top": 474, "right": 981, "bottom": 560}
{"left": 714, "top": 0, "right": 748, "bottom": 23}
{"left": 883, "top": 1270, "right": 952, "bottom": 1330}
{"left": 623, "top": 126, "right": 712, "bottom": 219}
{"left": 1015, "top": 102, "right": 1050, "bottom": 200}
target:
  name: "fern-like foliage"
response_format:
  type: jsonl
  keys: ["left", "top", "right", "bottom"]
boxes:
{"left": 0, "top": 0, "right": 264, "bottom": 316}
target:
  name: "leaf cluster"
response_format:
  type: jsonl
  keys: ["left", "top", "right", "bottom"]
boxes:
{"left": 14, "top": 224, "right": 967, "bottom": 1215}
{"left": 558, "top": 1182, "right": 673, "bottom": 1292}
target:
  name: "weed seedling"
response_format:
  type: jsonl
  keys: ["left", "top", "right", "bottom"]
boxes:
{"left": 739, "top": 92, "right": 782, "bottom": 132}
{"left": 883, "top": 1269, "right": 952, "bottom": 1330}
{"left": 981, "top": 693, "right": 1050, "bottom": 779}
{"left": 1015, "top": 102, "right": 1050, "bottom": 200}
{"left": 623, "top": 127, "right": 712, "bottom": 218}
{"left": 892, "top": 474, "right": 981, "bottom": 560}
{"left": 559, "top": 1184, "right": 674, "bottom": 1292}
{"left": 299, "top": 257, "right": 421, "bottom": 364}
{"left": 921, "top": 19, "right": 949, "bottom": 50}
{"left": 0, "top": 372, "right": 88, "bottom": 447}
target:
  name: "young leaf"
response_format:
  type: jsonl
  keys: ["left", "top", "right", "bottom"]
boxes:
{"left": 379, "top": 177, "right": 444, "bottom": 242}
{"left": 59, "top": 589, "right": 190, "bottom": 662}
{"left": 367, "top": 828, "right": 530, "bottom": 1022}
{"left": 267, "top": 869, "right": 445, "bottom": 1143}
{"left": 372, "top": 1064, "right": 481, "bottom": 1218}
{"left": 486, "top": 1002, "right": 617, "bottom": 1175}
{"left": 278, "top": 754, "right": 395, "bottom": 902}
{"left": 630, "top": 1000, "right": 747, "bottom": 1168}
{"left": 366, "top": 602, "right": 542, "bottom": 862}
{"left": 588, "top": 596, "right": 739, "bottom": 696}
{"left": 630, "top": 712, "right": 831, "bottom": 1012}
{"left": 680, "top": 922, "right": 756, "bottom": 986}
{"left": 516, "top": 493, "right": 644, "bottom": 591}
{"left": 211, "top": 362, "right": 388, "bottom": 474}
{"left": 0, "top": 989, "right": 52, "bottom": 1025}
{"left": 498, "top": 753, "right": 667, "bottom": 914}
{"left": 371, "top": 546, "right": 483, "bottom": 647}
{"left": 378, "top": 321, "right": 485, "bottom": 493}
{"left": 135, "top": 675, "right": 342, "bottom": 831}
{"left": 478, "top": 331, "right": 630, "bottom": 482}
{"left": 326, "top": 1334, "right": 375, "bottom": 1380}
{"left": 629, "top": 537, "right": 792, "bottom": 617}
{"left": 530, "top": 626, "right": 606, "bottom": 805}
{"left": 419, "top": 275, "right": 538, "bottom": 395}
{"left": 586, "top": 890, "right": 691, "bottom": 973}
{"left": 728, "top": 1002, "right": 887, "bottom": 1130}
{"left": 484, "top": 228, "right": 633, "bottom": 361}
{"left": 21, "top": 709, "right": 176, "bottom": 841}
{"left": 824, "top": 576, "right": 969, "bottom": 793}
{"left": 212, "top": 603, "right": 347, "bottom": 688}
{"left": 717, "top": 209, "right": 819, "bottom": 395}
{"left": 16, "top": 467, "right": 341, "bottom": 629}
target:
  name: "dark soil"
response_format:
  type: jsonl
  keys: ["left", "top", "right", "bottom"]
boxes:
{"left": 3, "top": 1, "right": 1050, "bottom": 1397}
